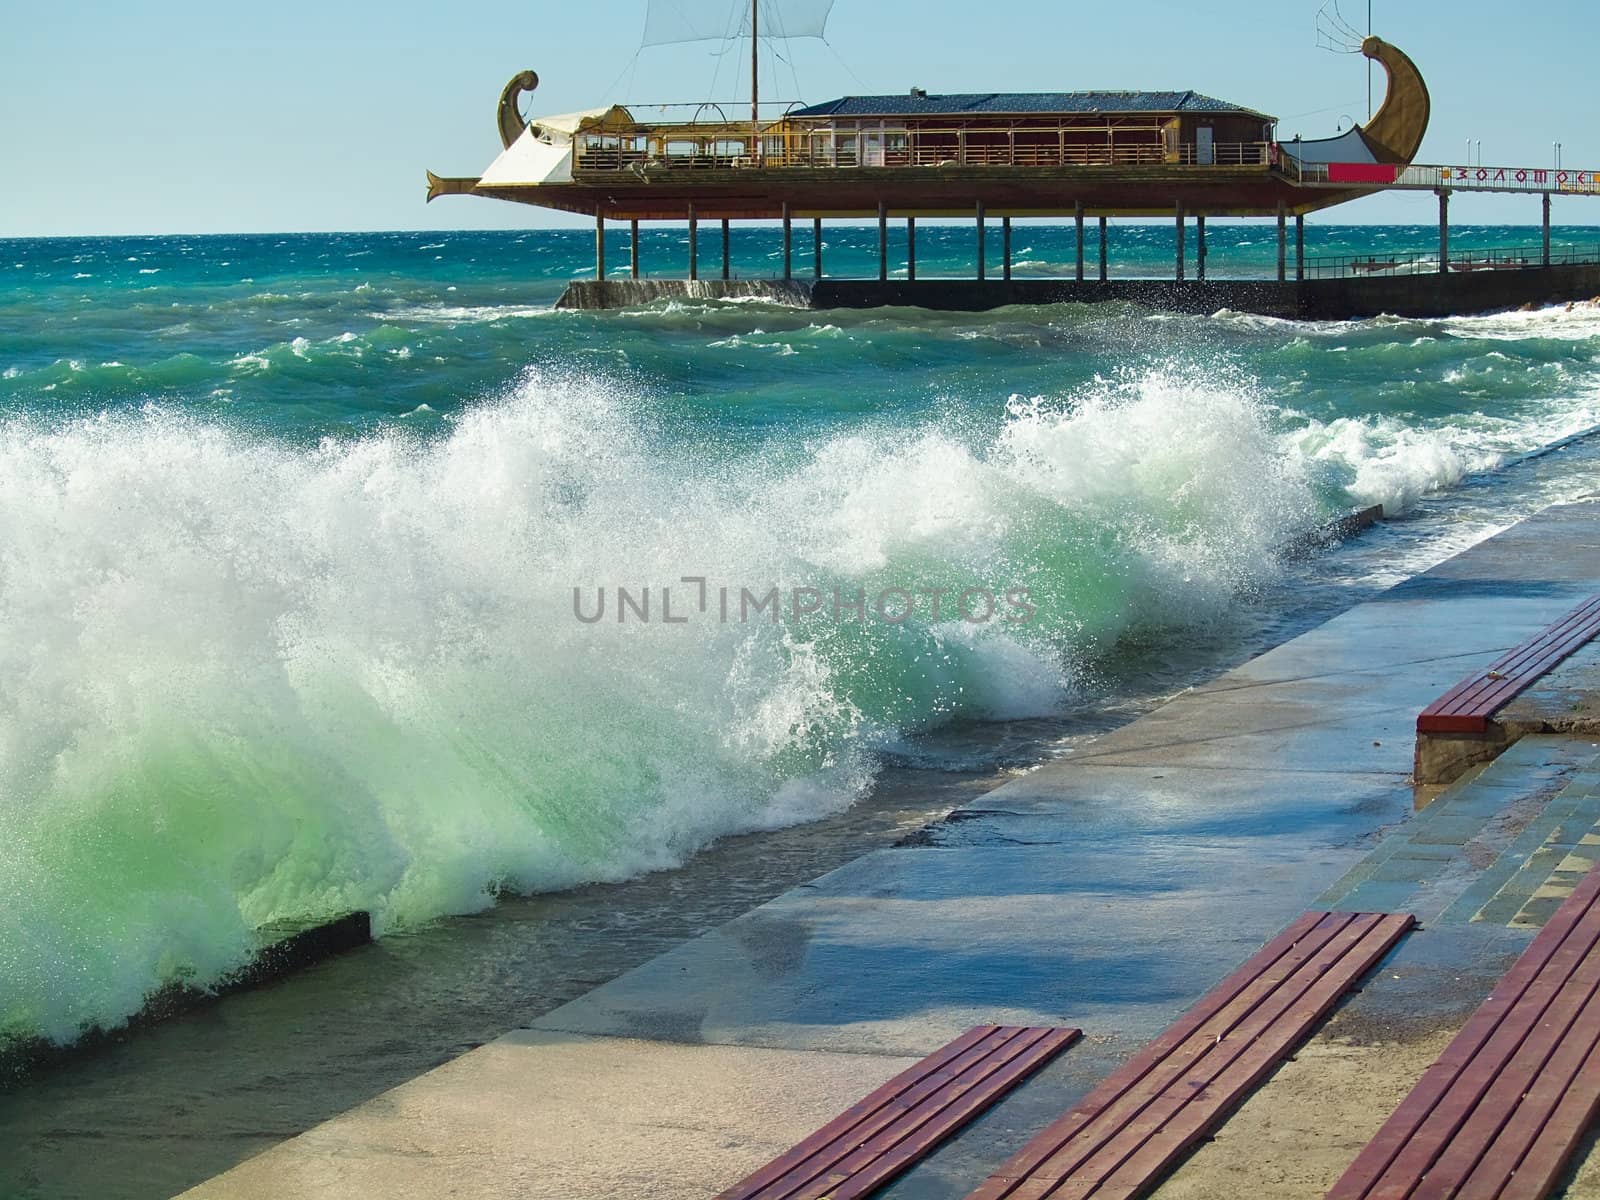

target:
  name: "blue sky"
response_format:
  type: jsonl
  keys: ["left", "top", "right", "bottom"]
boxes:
{"left": 4, "top": 0, "right": 1596, "bottom": 235}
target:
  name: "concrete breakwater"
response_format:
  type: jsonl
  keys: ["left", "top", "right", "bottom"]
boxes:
{"left": 0, "top": 913, "right": 372, "bottom": 1083}
{"left": 558, "top": 261, "right": 1600, "bottom": 318}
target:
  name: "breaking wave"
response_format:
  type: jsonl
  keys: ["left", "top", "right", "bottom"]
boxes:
{"left": 0, "top": 362, "right": 1322, "bottom": 1046}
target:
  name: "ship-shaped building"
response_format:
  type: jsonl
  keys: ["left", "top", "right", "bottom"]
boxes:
{"left": 426, "top": 3, "right": 1599, "bottom": 315}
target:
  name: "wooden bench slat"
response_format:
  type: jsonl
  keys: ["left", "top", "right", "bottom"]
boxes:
{"left": 1047, "top": 913, "right": 1362, "bottom": 1174}
{"left": 1435, "top": 618, "right": 1600, "bottom": 718}
{"left": 1418, "top": 712, "right": 1499, "bottom": 736}
{"left": 1418, "top": 596, "right": 1600, "bottom": 734}
{"left": 966, "top": 911, "right": 1413, "bottom": 1200}
{"left": 1069, "top": 908, "right": 1332, "bottom": 1099}
{"left": 826, "top": 1027, "right": 1081, "bottom": 1200}
{"left": 966, "top": 911, "right": 1344, "bottom": 1195}
{"left": 1072, "top": 915, "right": 1411, "bottom": 1200}
{"left": 1086, "top": 914, "right": 1414, "bottom": 1200}
{"left": 1453, "top": 961, "right": 1600, "bottom": 1200}
{"left": 1326, "top": 866, "right": 1600, "bottom": 1200}
{"left": 1410, "top": 936, "right": 1600, "bottom": 1199}
{"left": 1364, "top": 930, "right": 1600, "bottom": 1200}
{"left": 1420, "top": 598, "right": 1600, "bottom": 724}
{"left": 1020, "top": 913, "right": 1380, "bottom": 1192}
{"left": 1424, "top": 619, "right": 1582, "bottom": 718}
{"left": 716, "top": 1024, "right": 1080, "bottom": 1200}
{"left": 1433, "top": 599, "right": 1600, "bottom": 714}
{"left": 1326, "top": 870, "right": 1600, "bottom": 1199}
{"left": 815, "top": 1027, "right": 1073, "bottom": 1200}
{"left": 718, "top": 1025, "right": 1001, "bottom": 1200}
{"left": 1498, "top": 1023, "right": 1600, "bottom": 1200}
{"left": 968, "top": 910, "right": 1332, "bottom": 1195}
{"left": 1455, "top": 596, "right": 1600, "bottom": 696}
{"left": 751, "top": 1026, "right": 1040, "bottom": 1200}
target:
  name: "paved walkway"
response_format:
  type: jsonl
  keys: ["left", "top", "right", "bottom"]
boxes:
{"left": 180, "top": 500, "right": 1600, "bottom": 1200}
{"left": 1319, "top": 735, "right": 1600, "bottom": 924}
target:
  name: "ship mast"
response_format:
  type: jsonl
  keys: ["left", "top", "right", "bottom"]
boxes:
{"left": 750, "top": 0, "right": 760, "bottom": 160}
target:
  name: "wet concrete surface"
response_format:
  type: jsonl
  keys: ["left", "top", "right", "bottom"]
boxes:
{"left": 530, "top": 839, "right": 1347, "bottom": 1057}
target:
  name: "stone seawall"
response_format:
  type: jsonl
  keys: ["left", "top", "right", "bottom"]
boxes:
{"left": 558, "top": 263, "right": 1600, "bottom": 320}
{"left": 555, "top": 278, "right": 816, "bottom": 309}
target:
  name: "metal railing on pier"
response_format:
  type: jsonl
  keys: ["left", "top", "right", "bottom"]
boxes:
{"left": 1300, "top": 243, "right": 1600, "bottom": 279}
{"left": 1280, "top": 157, "right": 1600, "bottom": 196}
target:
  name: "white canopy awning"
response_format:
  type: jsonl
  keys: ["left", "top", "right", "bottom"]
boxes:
{"left": 528, "top": 106, "right": 635, "bottom": 139}
{"left": 480, "top": 128, "right": 575, "bottom": 186}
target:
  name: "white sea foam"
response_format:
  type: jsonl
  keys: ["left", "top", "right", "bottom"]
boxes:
{"left": 1440, "top": 300, "right": 1600, "bottom": 342}
{"left": 1290, "top": 417, "right": 1500, "bottom": 514}
{"left": 385, "top": 304, "right": 553, "bottom": 325}
{"left": 0, "top": 363, "right": 1322, "bottom": 1046}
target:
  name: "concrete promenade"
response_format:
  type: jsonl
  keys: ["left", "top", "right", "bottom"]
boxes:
{"left": 181, "top": 500, "right": 1600, "bottom": 1200}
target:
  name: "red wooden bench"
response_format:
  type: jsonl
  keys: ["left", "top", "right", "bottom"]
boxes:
{"left": 966, "top": 910, "right": 1416, "bottom": 1200}
{"left": 716, "top": 1024, "right": 1081, "bottom": 1200}
{"left": 1326, "top": 864, "right": 1600, "bottom": 1200}
{"left": 1418, "top": 595, "right": 1600, "bottom": 735}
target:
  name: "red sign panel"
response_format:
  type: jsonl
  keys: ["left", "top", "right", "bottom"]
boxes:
{"left": 1327, "top": 162, "right": 1401, "bottom": 184}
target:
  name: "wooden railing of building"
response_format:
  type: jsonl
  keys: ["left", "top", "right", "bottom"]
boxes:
{"left": 572, "top": 123, "right": 1275, "bottom": 172}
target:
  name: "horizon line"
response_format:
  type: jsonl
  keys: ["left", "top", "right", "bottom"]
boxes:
{"left": 5, "top": 219, "right": 1600, "bottom": 242}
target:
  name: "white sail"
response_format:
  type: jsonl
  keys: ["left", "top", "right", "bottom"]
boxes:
{"left": 641, "top": 0, "right": 835, "bottom": 47}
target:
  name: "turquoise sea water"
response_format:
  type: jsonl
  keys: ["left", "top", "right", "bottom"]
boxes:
{"left": 4, "top": 223, "right": 1600, "bottom": 1051}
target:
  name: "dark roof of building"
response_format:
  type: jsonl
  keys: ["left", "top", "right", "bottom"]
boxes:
{"left": 791, "top": 91, "right": 1273, "bottom": 120}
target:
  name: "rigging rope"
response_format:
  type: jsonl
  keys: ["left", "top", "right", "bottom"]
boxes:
{"left": 642, "top": 0, "right": 834, "bottom": 47}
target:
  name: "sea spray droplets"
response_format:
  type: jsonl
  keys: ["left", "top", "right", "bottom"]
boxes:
{"left": 0, "top": 384, "right": 841, "bottom": 1043}
{"left": 0, "top": 362, "right": 1348, "bottom": 1046}
{"left": 998, "top": 364, "right": 1317, "bottom": 639}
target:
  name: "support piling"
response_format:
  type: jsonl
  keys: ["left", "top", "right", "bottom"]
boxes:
{"left": 687, "top": 204, "right": 698, "bottom": 281}
{"left": 878, "top": 201, "right": 888, "bottom": 282}
{"left": 976, "top": 201, "right": 986, "bottom": 281}
{"left": 1276, "top": 201, "right": 1287, "bottom": 282}
{"left": 1439, "top": 189, "right": 1450, "bottom": 275}
{"left": 1075, "top": 202, "right": 1085, "bottom": 282}
{"left": 782, "top": 202, "right": 792, "bottom": 280}
{"left": 1175, "top": 201, "right": 1185, "bottom": 282}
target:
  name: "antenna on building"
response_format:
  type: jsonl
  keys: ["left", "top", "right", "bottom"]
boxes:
{"left": 1316, "top": 0, "right": 1372, "bottom": 125}
{"left": 1315, "top": 2, "right": 1365, "bottom": 55}
{"left": 1366, "top": 1, "right": 1373, "bottom": 120}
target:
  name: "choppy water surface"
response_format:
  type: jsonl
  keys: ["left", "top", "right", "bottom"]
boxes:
{"left": 3, "top": 224, "right": 1600, "bottom": 1197}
